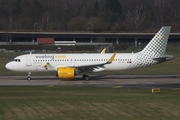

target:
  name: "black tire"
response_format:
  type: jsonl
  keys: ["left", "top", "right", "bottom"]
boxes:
{"left": 84, "top": 76, "right": 90, "bottom": 81}
{"left": 27, "top": 77, "right": 31, "bottom": 80}
{"left": 82, "top": 74, "right": 86, "bottom": 79}
{"left": 83, "top": 75, "right": 90, "bottom": 81}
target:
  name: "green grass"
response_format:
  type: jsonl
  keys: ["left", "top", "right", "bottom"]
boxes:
{"left": 0, "top": 87, "right": 179, "bottom": 120}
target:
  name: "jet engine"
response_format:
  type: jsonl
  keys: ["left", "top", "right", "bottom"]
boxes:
{"left": 57, "top": 67, "right": 75, "bottom": 79}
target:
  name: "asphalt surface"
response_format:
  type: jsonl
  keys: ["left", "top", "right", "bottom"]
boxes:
{"left": 0, "top": 75, "right": 180, "bottom": 89}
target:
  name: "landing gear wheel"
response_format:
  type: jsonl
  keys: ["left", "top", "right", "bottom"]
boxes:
{"left": 27, "top": 77, "right": 31, "bottom": 80}
{"left": 82, "top": 74, "right": 90, "bottom": 81}
{"left": 27, "top": 72, "right": 31, "bottom": 81}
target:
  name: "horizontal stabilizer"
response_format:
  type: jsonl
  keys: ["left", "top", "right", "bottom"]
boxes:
{"left": 152, "top": 54, "right": 174, "bottom": 63}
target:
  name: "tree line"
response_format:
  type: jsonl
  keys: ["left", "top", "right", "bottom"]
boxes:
{"left": 0, "top": 0, "right": 180, "bottom": 32}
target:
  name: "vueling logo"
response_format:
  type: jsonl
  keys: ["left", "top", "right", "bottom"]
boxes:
{"left": 35, "top": 55, "right": 66, "bottom": 60}
{"left": 54, "top": 55, "right": 66, "bottom": 59}
{"left": 158, "top": 35, "right": 162, "bottom": 39}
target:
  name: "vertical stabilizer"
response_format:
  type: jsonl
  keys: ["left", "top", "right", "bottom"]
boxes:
{"left": 141, "top": 26, "right": 171, "bottom": 57}
{"left": 129, "top": 26, "right": 171, "bottom": 69}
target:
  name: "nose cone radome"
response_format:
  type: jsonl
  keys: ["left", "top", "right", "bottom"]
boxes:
{"left": 5, "top": 62, "right": 13, "bottom": 71}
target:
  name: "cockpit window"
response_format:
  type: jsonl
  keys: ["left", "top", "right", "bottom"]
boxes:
{"left": 12, "top": 59, "right": 21, "bottom": 62}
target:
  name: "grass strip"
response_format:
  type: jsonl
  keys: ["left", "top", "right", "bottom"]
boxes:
{"left": 0, "top": 87, "right": 180, "bottom": 120}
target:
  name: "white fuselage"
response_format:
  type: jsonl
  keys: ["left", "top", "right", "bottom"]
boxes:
{"left": 6, "top": 53, "right": 139, "bottom": 72}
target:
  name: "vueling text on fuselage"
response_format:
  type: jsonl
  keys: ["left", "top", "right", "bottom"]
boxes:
{"left": 35, "top": 55, "right": 66, "bottom": 60}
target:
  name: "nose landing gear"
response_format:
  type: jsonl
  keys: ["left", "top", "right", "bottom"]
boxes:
{"left": 27, "top": 72, "right": 31, "bottom": 80}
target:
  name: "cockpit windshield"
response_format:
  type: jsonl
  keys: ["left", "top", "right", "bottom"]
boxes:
{"left": 12, "top": 59, "right": 21, "bottom": 62}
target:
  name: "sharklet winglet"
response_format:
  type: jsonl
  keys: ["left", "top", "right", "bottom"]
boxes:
{"left": 106, "top": 52, "right": 117, "bottom": 64}
{"left": 101, "top": 48, "right": 106, "bottom": 54}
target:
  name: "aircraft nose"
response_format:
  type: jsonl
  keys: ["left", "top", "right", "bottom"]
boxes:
{"left": 5, "top": 62, "right": 13, "bottom": 70}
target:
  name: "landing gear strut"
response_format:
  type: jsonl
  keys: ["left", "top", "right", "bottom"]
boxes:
{"left": 27, "top": 72, "right": 31, "bottom": 80}
{"left": 82, "top": 74, "right": 90, "bottom": 81}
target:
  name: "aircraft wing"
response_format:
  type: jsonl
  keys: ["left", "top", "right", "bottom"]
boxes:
{"left": 71, "top": 52, "right": 117, "bottom": 68}
{"left": 54, "top": 52, "right": 117, "bottom": 71}
{"left": 73, "top": 52, "right": 117, "bottom": 72}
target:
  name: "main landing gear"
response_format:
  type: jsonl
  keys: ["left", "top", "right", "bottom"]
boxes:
{"left": 27, "top": 72, "right": 31, "bottom": 80}
{"left": 82, "top": 74, "right": 90, "bottom": 81}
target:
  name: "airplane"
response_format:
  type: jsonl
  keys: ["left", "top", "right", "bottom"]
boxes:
{"left": 5, "top": 26, "right": 174, "bottom": 80}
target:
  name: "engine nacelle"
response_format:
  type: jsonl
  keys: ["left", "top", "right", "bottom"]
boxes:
{"left": 57, "top": 67, "right": 75, "bottom": 79}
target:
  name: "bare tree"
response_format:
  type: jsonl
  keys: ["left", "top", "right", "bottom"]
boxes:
{"left": 125, "top": 5, "right": 146, "bottom": 32}
{"left": 173, "top": 7, "right": 180, "bottom": 31}
{"left": 153, "top": 0, "right": 170, "bottom": 27}
{"left": 170, "top": 0, "right": 180, "bottom": 32}
{"left": 0, "top": 0, "right": 179, "bottom": 32}
{"left": 41, "top": 11, "right": 50, "bottom": 30}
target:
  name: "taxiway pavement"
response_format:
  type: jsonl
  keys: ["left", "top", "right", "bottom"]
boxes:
{"left": 0, "top": 75, "right": 180, "bottom": 89}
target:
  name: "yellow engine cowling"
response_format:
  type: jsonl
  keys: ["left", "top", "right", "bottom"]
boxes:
{"left": 57, "top": 67, "right": 75, "bottom": 79}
